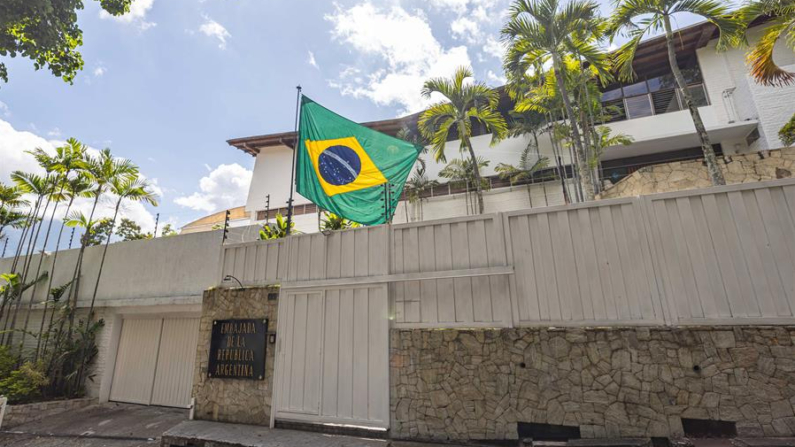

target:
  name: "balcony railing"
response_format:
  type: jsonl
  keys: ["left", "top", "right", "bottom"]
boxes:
{"left": 602, "top": 83, "right": 710, "bottom": 123}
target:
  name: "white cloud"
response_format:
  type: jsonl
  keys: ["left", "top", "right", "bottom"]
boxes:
{"left": 307, "top": 51, "right": 319, "bottom": 69}
{"left": 199, "top": 17, "right": 231, "bottom": 49}
{"left": 482, "top": 35, "right": 507, "bottom": 60}
{"left": 93, "top": 66, "right": 107, "bottom": 77}
{"left": 0, "top": 118, "right": 159, "bottom": 232}
{"left": 0, "top": 101, "right": 9, "bottom": 118}
{"left": 450, "top": 17, "right": 481, "bottom": 43}
{"left": 174, "top": 163, "right": 252, "bottom": 213}
{"left": 48, "top": 127, "right": 62, "bottom": 137}
{"left": 486, "top": 69, "right": 507, "bottom": 86}
{"left": 99, "top": 0, "right": 156, "bottom": 31}
{"left": 0, "top": 120, "right": 51, "bottom": 183}
{"left": 325, "top": 2, "right": 472, "bottom": 114}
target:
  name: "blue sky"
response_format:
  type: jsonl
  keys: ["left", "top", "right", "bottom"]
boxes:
{"left": 0, "top": 0, "right": 707, "bottom": 248}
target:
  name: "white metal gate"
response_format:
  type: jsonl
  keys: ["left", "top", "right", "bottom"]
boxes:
{"left": 110, "top": 317, "right": 200, "bottom": 408}
{"left": 273, "top": 285, "right": 389, "bottom": 429}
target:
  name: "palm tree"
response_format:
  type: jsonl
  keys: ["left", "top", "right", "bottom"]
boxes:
{"left": 738, "top": 0, "right": 795, "bottom": 86}
{"left": 440, "top": 157, "right": 491, "bottom": 215}
{"left": 62, "top": 149, "right": 137, "bottom": 341}
{"left": 496, "top": 146, "right": 551, "bottom": 207}
{"left": 74, "top": 177, "right": 157, "bottom": 386}
{"left": 502, "top": 0, "right": 610, "bottom": 201}
{"left": 607, "top": 0, "right": 742, "bottom": 186}
{"left": 20, "top": 141, "right": 88, "bottom": 356}
{"left": 37, "top": 174, "right": 92, "bottom": 359}
{"left": 88, "top": 177, "right": 157, "bottom": 314}
{"left": 3, "top": 172, "right": 56, "bottom": 347}
{"left": 403, "top": 165, "right": 439, "bottom": 222}
{"left": 0, "top": 209, "right": 27, "bottom": 242}
{"left": 418, "top": 66, "right": 507, "bottom": 214}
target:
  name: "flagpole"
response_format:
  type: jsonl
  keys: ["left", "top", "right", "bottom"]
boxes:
{"left": 286, "top": 85, "right": 302, "bottom": 236}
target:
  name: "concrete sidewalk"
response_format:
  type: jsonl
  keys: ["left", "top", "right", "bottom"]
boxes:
{"left": 162, "top": 420, "right": 467, "bottom": 447}
{"left": 0, "top": 402, "right": 187, "bottom": 447}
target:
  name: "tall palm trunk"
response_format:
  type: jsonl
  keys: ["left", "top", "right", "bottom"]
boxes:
{"left": 545, "top": 112, "right": 571, "bottom": 204}
{"left": 663, "top": 15, "right": 725, "bottom": 186}
{"left": 552, "top": 54, "right": 595, "bottom": 201}
{"left": 50, "top": 192, "right": 101, "bottom": 377}
{"left": 37, "top": 195, "right": 76, "bottom": 360}
{"left": 64, "top": 195, "right": 100, "bottom": 334}
{"left": 75, "top": 199, "right": 122, "bottom": 386}
{"left": 5, "top": 197, "right": 50, "bottom": 348}
{"left": 19, "top": 191, "right": 65, "bottom": 357}
{"left": 0, "top": 199, "right": 41, "bottom": 343}
{"left": 462, "top": 130, "right": 485, "bottom": 214}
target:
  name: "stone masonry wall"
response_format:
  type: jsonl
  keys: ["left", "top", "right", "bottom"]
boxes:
{"left": 598, "top": 147, "right": 795, "bottom": 200}
{"left": 191, "top": 287, "right": 278, "bottom": 426}
{"left": 390, "top": 327, "right": 795, "bottom": 441}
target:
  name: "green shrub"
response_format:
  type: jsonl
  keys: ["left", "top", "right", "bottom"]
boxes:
{"left": 0, "top": 345, "right": 17, "bottom": 378}
{"left": 780, "top": 113, "right": 795, "bottom": 147}
{"left": 0, "top": 362, "right": 49, "bottom": 404}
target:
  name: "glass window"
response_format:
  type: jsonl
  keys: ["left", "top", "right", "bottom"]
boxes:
{"left": 602, "top": 99, "right": 626, "bottom": 122}
{"left": 647, "top": 75, "right": 677, "bottom": 92}
{"left": 601, "top": 88, "right": 623, "bottom": 102}
{"left": 678, "top": 85, "right": 709, "bottom": 108}
{"left": 625, "top": 95, "right": 653, "bottom": 119}
{"left": 622, "top": 81, "right": 648, "bottom": 97}
{"left": 652, "top": 89, "right": 680, "bottom": 114}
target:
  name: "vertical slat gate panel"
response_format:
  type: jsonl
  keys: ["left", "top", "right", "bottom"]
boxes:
{"left": 468, "top": 219, "right": 493, "bottom": 322}
{"left": 392, "top": 228, "right": 405, "bottom": 323}
{"left": 321, "top": 289, "right": 340, "bottom": 417}
{"left": 110, "top": 319, "right": 163, "bottom": 405}
{"left": 403, "top": 227, "right": 421, "bottom": 322}
{"left": 352, "top": 288, "right": 369, "bottom": 420}
{"left": 368, "top": 286, "right": 389, "bottom": 423}
{"left": 336, "top": 289, "right": 354, "bottom": 419}
{"left": 418, "top": 225, "right": 438, "bottom": 324}
{"left": 434, "top": 224, "right": 456, "bottom": 322}
{"left": 151, "top": 318, "right": 201, "bottom": 408}
{"left": 450, "top": 221, "right": 474, "bottom": 323}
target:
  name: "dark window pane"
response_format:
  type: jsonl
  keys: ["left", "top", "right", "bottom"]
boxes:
{"left": 622, "top": 81, "right": 648, "bottom": 97}
{"left": 603, "top": 99, "right": 626, "bottom": 122}
{"left": 680, "top": 68, "right": 703, "bottom": 84}
{"left": 601, "top": 88, "right": 623, "bottom": 102}
{"left": 647, "top": 75, "right": 677, "bottom": 92}
{"left": 679, "top": 84, "right": 709, "bottom": 108}
{"left": 652, "top": 89, "right": 680, "bottom": 114}
{"left": 625, "top": 95, "right": 653, "bottom": 119}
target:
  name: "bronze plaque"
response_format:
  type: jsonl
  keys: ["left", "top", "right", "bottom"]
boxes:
{"left": 208, "top": 319, "right": 267, "bottom": 380}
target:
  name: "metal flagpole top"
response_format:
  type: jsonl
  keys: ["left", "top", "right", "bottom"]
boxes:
{"left": 285, "top": 85, "right": 303, "bottom": 236}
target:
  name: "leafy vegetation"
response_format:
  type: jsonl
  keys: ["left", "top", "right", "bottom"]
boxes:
{"left": 259, "top": 213, "right": 298, "bottom": 240}
{"left": 321, "top": 213, "right": 360, "bottom": 231}
{"left": 737, "top": 0, "right": 795, "bottom": 86}
{"left": 0, "top": 137, "right": 157, "bottom": 402}
{"left": 418, "top": 67, "right": 507, "bottom": 214}
{"left": 0, "top": 0, "right": 133, "bottom": 85}
{"left": 781, "top": 113, "right": 795, "bottom": 146}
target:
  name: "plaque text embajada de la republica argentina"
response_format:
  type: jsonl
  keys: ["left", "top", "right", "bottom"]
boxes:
{"left": 208, "top": 319, "right": 268, "bottom": 380}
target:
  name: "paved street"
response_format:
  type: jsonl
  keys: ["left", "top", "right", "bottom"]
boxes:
{"left": 0, "top": 402, "right": 187, "bottom": 447}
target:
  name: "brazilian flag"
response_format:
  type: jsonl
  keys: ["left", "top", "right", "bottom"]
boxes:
{"left": 295, "top": 96, "right": 422, "bottom": 226}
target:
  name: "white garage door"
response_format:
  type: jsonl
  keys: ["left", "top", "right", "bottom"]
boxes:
{"left": 110, "top": 317, "right": 200, "bottom": 408}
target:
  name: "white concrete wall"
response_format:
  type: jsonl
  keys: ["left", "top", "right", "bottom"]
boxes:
{"left": 391, "top": 179, "right": 571, "bottom": 225}
{"left": 0, "top": 229, "right": 230, "bottom": 308}
{"left": 697, "top": 26, "right": 795, "bottom": 153}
